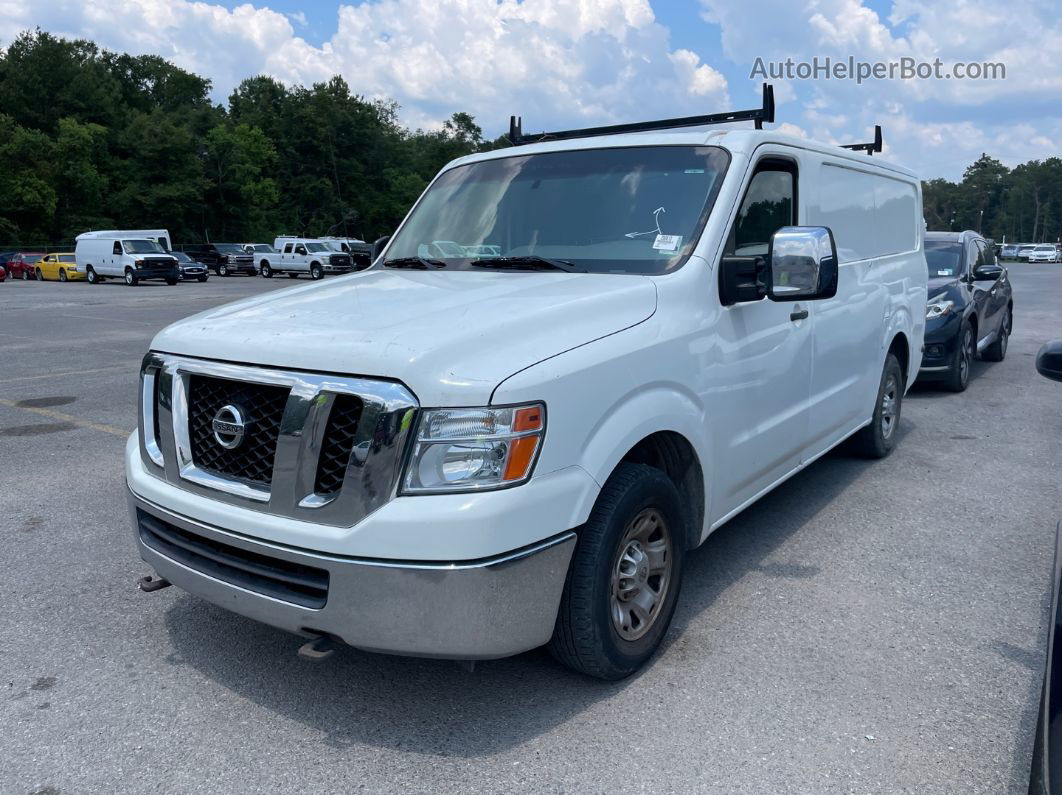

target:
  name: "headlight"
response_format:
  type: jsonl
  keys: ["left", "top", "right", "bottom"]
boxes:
{"left": 926, "top": 295, "right": 954, "bottom": 319}
{"left": 402, "top": 403, "right": 545, "bottom": 493}
{"left": 134, "top": 259, "right": 144, "bottom": 267}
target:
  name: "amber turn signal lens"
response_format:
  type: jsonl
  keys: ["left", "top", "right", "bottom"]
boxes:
{"left": 513, "top": 406, "right": 544, "bottom": 433}
{"left": 503, "top": 435, "right": 541, "bottom": 481}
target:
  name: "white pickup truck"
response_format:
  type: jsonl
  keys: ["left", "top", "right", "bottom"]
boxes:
{"left": 128, "top": 100, "right": 926, "bottom": 679}
{"left": 256, "top": 238, "right": 355, "bottom": 279}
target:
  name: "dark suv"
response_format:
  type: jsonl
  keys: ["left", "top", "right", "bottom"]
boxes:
{"left": 183, "top": 243, "right": 256, "bottom": 276}
{"left": 917, "top": 230, "right": 1014, "bottom": 391}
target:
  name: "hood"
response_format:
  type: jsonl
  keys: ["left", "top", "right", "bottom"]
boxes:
{"left": 151, "top": 269, "right": 657, "bottom": 405}
{"left": 927, "top": 275, "right": 959, "bottom": 292}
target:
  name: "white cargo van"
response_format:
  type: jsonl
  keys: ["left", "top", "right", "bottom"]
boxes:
{"left": 127, "top": 90, "right": 926, "bottom": 678}
{"left": 76, "top": 230, "right": 179, "bottom": 286}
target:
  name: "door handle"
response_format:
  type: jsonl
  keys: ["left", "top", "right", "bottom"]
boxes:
{"left": 790, "top": 308, "right": 809, "bottom": 322}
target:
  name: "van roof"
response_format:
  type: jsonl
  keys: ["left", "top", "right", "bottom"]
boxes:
{"left": 448, "top": 128, "right": 918, "bottom": 180}
{"left": 76, "top": 229, "right": 170, "bottom": 241}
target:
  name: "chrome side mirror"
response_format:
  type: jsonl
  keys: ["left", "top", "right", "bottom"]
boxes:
{"left": 767, "top": 226, "right": 839, "bottom": 302}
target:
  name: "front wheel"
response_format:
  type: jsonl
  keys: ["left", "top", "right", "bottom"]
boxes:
{"left": 197, "top": 274, "right": 209, "bottom": 283}
{"left": 260, "top": 262, "right": 273, "bottom": 278}
{"left": 218, "top": 263, "right": 229, "bottom": 277}
{"left": 59, "top": 269, "right": 67, "bottom": 282}
{"left": 22, "top": 269, "right": 29, "bottom": 280}
{"left": 124, "top": 268, "right": 138, "bottom": 286}
{"left": 310, "top": 263, "right": 324, "bottom": 280}
{"left": 549, "top": 462, "right": 686, "bottom": 680}
{"left": 165, "top": 277, "right": 178, "bottom": 286}
{"left": 850, "top": 352, "right": 904, "bottom": 458}
{"left": 945, "top": 322, "right": 975, "bottom": 392}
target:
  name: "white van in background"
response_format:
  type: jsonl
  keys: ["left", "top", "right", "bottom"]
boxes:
{"left": 75, "top": 230, "right": 179, "bottom": 286}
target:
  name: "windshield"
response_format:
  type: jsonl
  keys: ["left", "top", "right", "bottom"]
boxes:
{"left": 23, "top": 254, "right": 43, "bottom": 263}
{"left": 1020, "top": 245, "right": 1037, "bottom": 252}
{"left": 925, "top": 240, "right": 962, "bottom": 277}
{"left": 1034, "top": 245, "right": 1055, "bottom": 251}
{"left": 123, "top": 239, "right": 164, "bottom": 254}
{"left": 250, "top": 244, "right": 275, "bottom": 252}
{"left": 305, "top": 243, "right": 328, "bottom": 252}
{"left": 215, "top": 244, "right": 244, "bottom": 253}
{"left": 385, "top": 145, "right": 730, "bottom": 274}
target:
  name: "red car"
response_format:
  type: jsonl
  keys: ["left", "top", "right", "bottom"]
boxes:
{"left": 8, "top": 252, "right": 45, "bottom": 280}
{"left": 0, "top": 264, "right": 7, "bottom": 282}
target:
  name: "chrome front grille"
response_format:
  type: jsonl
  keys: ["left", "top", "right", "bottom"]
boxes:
{"left": 139, "top": 353, "right": 418, "bottom": 526}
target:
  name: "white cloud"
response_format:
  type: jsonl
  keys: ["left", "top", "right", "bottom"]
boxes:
{"left": 0, "top": 0, "right": 729, "bottom": 136}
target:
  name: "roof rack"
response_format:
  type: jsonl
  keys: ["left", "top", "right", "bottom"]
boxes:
{"left": 840, "top": 125, "right": 883, "bottom": 156}
{"left": 508, "top": 83, "right": 776, "bottom": 146}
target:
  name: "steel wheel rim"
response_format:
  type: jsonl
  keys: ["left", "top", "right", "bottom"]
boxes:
{"left": 880, "top": 373, "right": 899, "bottom": 439}
{"left": 610, "top": 508, "right": 673, "bottom": 642}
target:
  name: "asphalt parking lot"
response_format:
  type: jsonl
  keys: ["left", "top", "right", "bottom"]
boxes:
{"left": 2, "top": 264, "right": 1062, "bottom": 793}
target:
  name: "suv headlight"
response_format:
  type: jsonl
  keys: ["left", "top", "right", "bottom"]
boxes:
{"left": 402, "top": 403, "right": 545, "bottom": 493}
{"left": 926, "top": 295, "right": 954, "bottom": 319}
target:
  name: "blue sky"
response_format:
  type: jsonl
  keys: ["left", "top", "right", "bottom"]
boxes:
{"left": 3, "top": 0, "right": 1060, "bottom": 180}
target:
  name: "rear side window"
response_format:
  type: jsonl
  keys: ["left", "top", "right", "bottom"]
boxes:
{"left": 60, "top": 255, "right": 75, "bottom": 263}
{"left": 284, "top": 243, "right": 293, "bottom": 254}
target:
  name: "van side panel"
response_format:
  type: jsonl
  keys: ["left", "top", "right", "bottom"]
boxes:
{"left": 803, "top": 160, "right": 922, "bottom": 453}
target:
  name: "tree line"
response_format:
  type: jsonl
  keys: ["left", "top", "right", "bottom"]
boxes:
{"left": 2, "top": 29, "right": 1059, "bottom": 249}
{"left": 0, "top": 29, "right": 501, "bottom": 248}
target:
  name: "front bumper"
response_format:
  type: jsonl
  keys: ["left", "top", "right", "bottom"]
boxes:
{"left": 918, "top": 313, "right": 962, "bottom": 376}
{"left": 129, "top": 490, "right": 577, "bottom": 659}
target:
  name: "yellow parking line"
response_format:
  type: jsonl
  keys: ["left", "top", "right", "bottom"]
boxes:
{"left": 0, "top": 364, "right": 130, "bottom": 384}
{"left": 0, "top": 398, "right": 130, "bottom": 438}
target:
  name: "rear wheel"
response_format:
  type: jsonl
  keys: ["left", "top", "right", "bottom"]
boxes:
{"left": 851, "top": 353, "right": 904, "bottom": 458}
{"left": 983, "top": 310, "right": 1010, "bottom": 362}
{"left": 124, "top": 268, "right": 138, "bottom": 286}
{"left": 549, "top": 462, "right": 686, "bottom": 680}
{"left": 86, "top": 267, "right": 99, "bottom": 284}
{"left": 945, "top": 322, "right": 975, "bottom": 392}
{"left": 59, "top": 269, "right": 67, "bottom": 282}
{"left": 310, "top": 263, "right": 324, "bottom": 280}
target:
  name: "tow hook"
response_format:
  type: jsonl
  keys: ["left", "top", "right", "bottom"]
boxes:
{"left": 297, "top": 633, "right": 337, "bottom": 662}
{"left": 138, "top": 574, "right": 171, "bottom": 592}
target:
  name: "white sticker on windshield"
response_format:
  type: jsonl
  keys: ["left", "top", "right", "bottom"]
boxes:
{"left": 653, "top": 234, "right": 682, "bottom": 252}
{"left": 936, "top": 270, "right": 951, "bottom": 276}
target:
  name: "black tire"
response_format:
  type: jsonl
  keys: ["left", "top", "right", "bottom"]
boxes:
{"left": 22, "top": 269, "right": 29, "bottom": 280}
{"left": 850, "top": 352, "right": 904, "bottom": 458}
{"left": 218, "top": 263, "right": 229, "bottom": 276}
{"left": 86, "top": 267, "right": 99, "bottom": 284}
{"left": 260, "top": 262, "right": 273, "bottom": 278}
{"left": 36, "top": 268, "right": 44, "bottom": 281}
{"left": 549, "top": 462, "right": 686, "bottom": 680}
{"left": 287, "top": 272, "right": 299, "bottom": 279}
{"left": 59, "top": 269, "right": 67, "bottom": 282}
{"left": 124, "top": 268, "right": 138, "bottom": 286}
{"left": 945, "top": 321, "right": 975, "bottom": 392}
{"left": 197, "top": 274, "right": 209, "bottom": 283}
{"left": 983, "top": 309, "right": 1010, "bottom": 362}
{"left": 165, "top": 277, "right": 178, "bottom": 286}
{"left": 310, "top": 263, "right": 324, "bottom": 280}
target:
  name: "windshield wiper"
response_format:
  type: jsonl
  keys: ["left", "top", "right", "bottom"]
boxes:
{"left": 469, "top": 255, "right": 582, "bottom": 272}
{"left": 383, "top": 256, "right": 447, "bottom": 270}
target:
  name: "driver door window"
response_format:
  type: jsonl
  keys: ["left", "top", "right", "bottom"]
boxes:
{"left": 723, "top": 162, "right": 796, "bottom": 259}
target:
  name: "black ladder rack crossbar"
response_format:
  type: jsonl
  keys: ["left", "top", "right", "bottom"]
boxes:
{"left": 840, "top": 125, "right": 883, "bottom": 156}
{"left": 508, "top": 83, "right": 775, "bottom": 146}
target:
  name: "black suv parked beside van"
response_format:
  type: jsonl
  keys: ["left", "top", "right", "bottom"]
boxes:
{"left": 917, "top": 230, "right": 1014, "bottom": 392}
{"left": 183, "top": 243, "right": 256, "bottom": 276}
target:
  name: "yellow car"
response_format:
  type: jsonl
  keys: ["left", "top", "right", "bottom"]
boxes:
{"left": 35, "top": 252, "right": 85, "bottom": 282}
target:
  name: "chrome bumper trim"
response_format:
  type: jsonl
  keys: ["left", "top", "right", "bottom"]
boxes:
{"left": 129, "top": 489, "right": 577, "bottom": 659}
